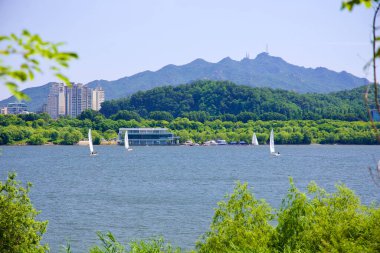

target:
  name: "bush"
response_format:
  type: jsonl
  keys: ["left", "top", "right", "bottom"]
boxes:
{"left": 197, "top": 180, "right": 380, "bottom": 253}
{"left": 196, "top": 182, "right": 274, "bottom": 253}
{"left": 88, "top": 232, "right": 181, "bottom": 253}
{"left": 28, "top": 133, "right": 46, "bottom": 145}
{"left": 59, "top": 129, "right": 83, "bottom": 145}
{"left": 0, "top": 173, "right": 48, "bottom": 253}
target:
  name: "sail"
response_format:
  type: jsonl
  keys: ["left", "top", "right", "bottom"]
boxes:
{"left": 88, "top": 129, "right": 94, "bottom": 153}
{"left": 269, "top": 129, "right": 275, "bottom": 153}
{"left": 124, "top": 131, "right": 129, "bottom": 149}
{"left": 252, "top": 133, "right": 259, "bottom": 146}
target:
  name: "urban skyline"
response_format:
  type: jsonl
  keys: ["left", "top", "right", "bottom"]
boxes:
{"left": 47, "top": 83, "right": 104, "bottom": 119}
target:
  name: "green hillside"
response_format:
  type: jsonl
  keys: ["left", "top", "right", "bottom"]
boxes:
{"left": 100, "top": 80, "right": 368, "bottom": 121}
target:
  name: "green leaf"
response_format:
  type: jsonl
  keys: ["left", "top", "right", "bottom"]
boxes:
{"left": 375, "top": 48, "right": 380, "bottom": 58}
{"left": 30, "top": 59, "right": 39, "bottom": 65}
{"left": 55, "top": 73, "right": 70, "bottom": 86}
{"left": 64, "top": 52, "right": 79, "bottom": 59}
{"left": 0, "top": 50, "right": 10, "bottom": 55}
{"left": 10, "top": 33, "right": 17, "bottom": 41}
{"left": 5, "top": 82, "right": 17, "bottom": 91}
{"left": 50, "top": 66, "right": 59, "bottom": 71}
{"left": 9, "top": 70, "right": 28, "bottom": 81}
{"left": 0, "top": 35, "right": 9, "bottom": 41}
{"left": 22, "top": 30, "right": 31, "bottom": 37}
{"left": 28, "top": 70, "right": 34, "bottom": 80}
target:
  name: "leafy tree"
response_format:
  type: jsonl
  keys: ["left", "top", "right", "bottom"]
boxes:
{"left": 196, "top": 182, "right": 274, "bottom": 253}
{"left": 0, "top": 30, "right": 78, "bottom": 100}
{"left": 59, "top": 129, "right": 83, "bottom": 145}
{"left": 237, "top": 111, "right": 258, "bottom": 122}
{"left": 91, "top": 130, "right": 102, "bottom": 145}
{"left": 182, "top": 111, "right": 210, "bottom": 123}
{"left": 274, "top": 179, "right": 380, "bottom": 252}
{"left": 0, "top": 173, "right": 48, "bottom": 252}
{"left": 103, "top": 129, "right": 117, "bottom": 141}
{"left": 110, "top": 110, "right": 141, "bottom": 122}
{"left": 148, "top": 111, "right": 174, "bottom": 121}
{"left": 196, "top": 179, "right": 380, "bottom": 253}
{"left": 78, "top": 109, "right": 105, "bottom": 121}
{"left": 27, "top": 133, "right": 46, "bottom": 145}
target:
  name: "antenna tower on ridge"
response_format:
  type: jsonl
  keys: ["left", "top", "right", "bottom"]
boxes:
{"left": 245, "top": 52, "right": 250, "bottom": 59}
{"left": 266, "top": 44, "right": 269, "bottom": 54}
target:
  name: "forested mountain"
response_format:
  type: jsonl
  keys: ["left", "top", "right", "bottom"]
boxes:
{"left": 100, "top": 80, "right": 368, "bottom": 121}
{"left": 0, "top": 53, "right": 368, "bottom": 112}
{"left": 87, "top": 52, "right": 368, "bottom": 100}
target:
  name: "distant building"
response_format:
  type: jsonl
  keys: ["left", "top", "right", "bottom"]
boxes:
{"left": 66, "top": 83, "right": 92, "bottom": 118}
{"left": 7, "top": 102, "right": 28, "bottom": 114}
{"left": 47, "top": 83, "right": 66, "bottom": 119}
{"left": 371, "top": 109, "right": 380, "bottom": 121}
{"left": 0, "top": 107, "right": 8, "bottom": 115}
{"left": 118, "top": 128, "right": 179, "bottom": 146}
{"left": 92, "top": 87, "right": 105, "bottom": 111}
{"left": 47, "top": 83, "right": 104, "bottom": 119}
{"left": 42, "top": 103, "right": 48, "bottom": 114}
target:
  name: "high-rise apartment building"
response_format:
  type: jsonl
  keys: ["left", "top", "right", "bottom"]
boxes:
{"left": 47, "top": 83, "right": 66, "bottom": 119}
{"left": 65, "top": 83, "right": 92, "bottom": 118}
{"left": 92, "top": 87, "right": 105, "bottom": 111}
{"left": 47, "top": 83, "right": 104, "bottom": 119}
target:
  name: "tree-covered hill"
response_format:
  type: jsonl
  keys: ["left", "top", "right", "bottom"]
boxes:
{"left": 0, "top": 53, "right": 369, "bottom": 111}
{"left": 87, "top": 52, "right": 368, "bottom": 100}
{"left": 100, "top": 80, "right": 368, "bottom": 121}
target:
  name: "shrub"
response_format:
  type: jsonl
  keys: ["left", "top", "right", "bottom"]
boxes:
{"left": 0, "top": 173, "right": 48, "bottom": 253}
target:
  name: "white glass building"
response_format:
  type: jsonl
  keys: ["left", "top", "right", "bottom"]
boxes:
{"left": 118, "top": 128, "right": 179, "bottom": 146}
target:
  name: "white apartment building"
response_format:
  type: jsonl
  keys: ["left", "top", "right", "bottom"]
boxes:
{"left": 92, "top": 87, "right": 105, "bottom": 111}
{"left": 47, "top": 83, "right": 104, "bottom": 119}
{"left": 47, "top": 83, "right": 66, "bottom": 119}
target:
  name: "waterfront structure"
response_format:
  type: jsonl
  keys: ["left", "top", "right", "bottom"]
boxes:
{"left": 7, "top": 102, "right": 28, "bottom": 114}
{"left": 92, "top": 87, "right": 105, "bottom": 111}
{"left": 118, "top": 128, "right": 179, "bottom": 146}
{"left": 47, "top": 83, "right": 104, "bottom": 119}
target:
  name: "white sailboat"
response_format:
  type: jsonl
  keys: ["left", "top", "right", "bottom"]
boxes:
{"left": 270, "top": 129, "right": 280, "bottom": 156}
{"left": 88, "top": 129, "right": 97, "bottom": 156}
{"left": 252, "top": 133, "right": 259, "bottom": 146}
{"left": 124, "top": 131, "right": 133, "bottom": 151}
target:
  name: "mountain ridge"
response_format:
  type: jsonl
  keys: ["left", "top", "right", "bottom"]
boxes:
{"left": 0, "top": 53, "right": 369, "bottom": 112}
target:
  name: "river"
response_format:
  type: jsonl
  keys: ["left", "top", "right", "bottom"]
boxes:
{"left": 0, "top": 145, "right": 379, "bottom": 251}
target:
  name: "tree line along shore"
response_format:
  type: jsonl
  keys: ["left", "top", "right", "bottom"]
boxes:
{"left": 0, "top": 112, "right": 378, "bottom": 145}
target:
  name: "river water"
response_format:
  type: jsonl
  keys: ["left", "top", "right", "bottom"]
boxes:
{"left": 0, "top": 145, "right": 379, "bottom": 252}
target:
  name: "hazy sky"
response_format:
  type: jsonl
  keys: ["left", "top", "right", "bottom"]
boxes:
{"left": 0, "top": 0, "right": 375, "bottom": 100}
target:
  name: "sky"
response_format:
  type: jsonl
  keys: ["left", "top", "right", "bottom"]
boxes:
{"left": 0, "top": 0, "right": 375, "bottom": 100}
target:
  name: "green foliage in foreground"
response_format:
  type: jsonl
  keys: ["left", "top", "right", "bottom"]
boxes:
{"left": 1, "top": 173, "right": 379, "bottom": 253}
{"left": 79, "top": 180, "right": 380, "bottom": 253}
{"left": 0, "top": 30, "right": 78, "bottom": 100}
{"left": 0, "top": 173, "right": 48, "bottom": 253}
{"left": 87, "top": 232, "right": 181, "bottom": 253}
{"left": 197, "top": 180, "right": 380, "bottom": 253}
